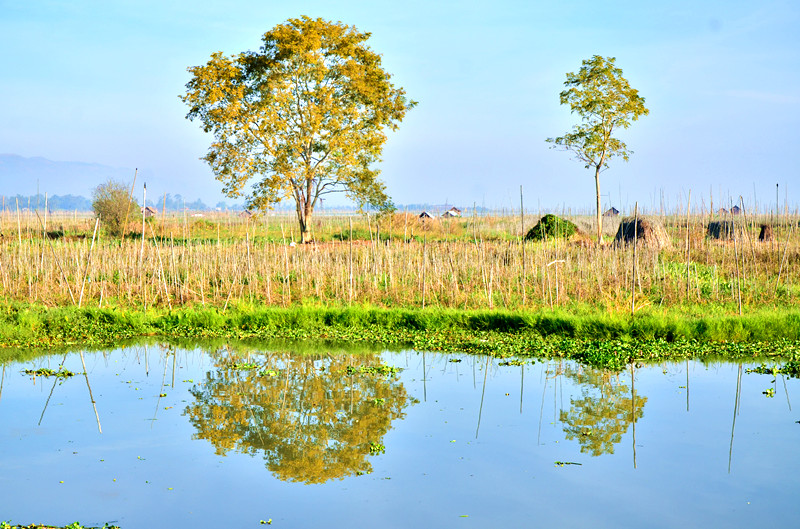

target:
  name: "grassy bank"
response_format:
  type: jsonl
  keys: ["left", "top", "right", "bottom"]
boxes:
{"left": 2, "top": 304, "right": 798, "bottom": 370}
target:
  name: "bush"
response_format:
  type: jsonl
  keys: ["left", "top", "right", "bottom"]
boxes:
{"left": 92, "top": 179, "right": 139, "bottom": 236}
{"left": 525, "top": 214, "right": 578, "bottom": 241}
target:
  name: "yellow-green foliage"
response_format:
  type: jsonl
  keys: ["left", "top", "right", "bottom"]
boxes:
{"left": 182, "top": 16, "right": 415, "bottom": 242}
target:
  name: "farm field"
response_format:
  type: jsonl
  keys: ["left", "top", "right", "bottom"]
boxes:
{"left": 1, "top": 208, "right": 798, "bottom": 367}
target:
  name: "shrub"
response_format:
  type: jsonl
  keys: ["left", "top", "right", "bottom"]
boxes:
{"left": 92, "top": 179, "right": 139, "bottom": 236}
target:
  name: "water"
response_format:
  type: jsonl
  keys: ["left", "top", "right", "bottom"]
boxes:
{"left": 1, "top": 343, "right": 798, "bottom": 527}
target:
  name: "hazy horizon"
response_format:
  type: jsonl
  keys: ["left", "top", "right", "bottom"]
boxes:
{"left": 1, "top": 1, "right": 797, "bottom": 214}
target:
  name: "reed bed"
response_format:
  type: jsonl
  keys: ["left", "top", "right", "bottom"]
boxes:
{"left": 0, "top": 208, "right": 798, "bottom": 313}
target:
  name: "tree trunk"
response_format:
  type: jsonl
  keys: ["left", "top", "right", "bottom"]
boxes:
{"left": 295, "top": 199, "right": 311, "bottom": 244}
{"left": 594, "top": 164, "right": 603, "bottom": 245}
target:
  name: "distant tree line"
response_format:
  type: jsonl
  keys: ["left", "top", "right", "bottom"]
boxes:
{"left": 0, "top": 194, "right": 92, "bottom": 212}
{"left": 0, "top": 193, "right": 231, "bottom": 213}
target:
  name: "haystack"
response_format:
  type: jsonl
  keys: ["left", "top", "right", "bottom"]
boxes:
{"left": 613, "top": 216, "right": 670, "bottom": 249}
{"left": 758, "top": 224, "right": 774, "bottom": 242}
{"left": 525, "top": 214, "right": 579, "bottom": 241}
{"left": 707, "top": 220, "right": 734, "bottom": 240}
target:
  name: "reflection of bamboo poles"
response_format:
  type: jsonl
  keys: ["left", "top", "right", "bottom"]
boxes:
{"left": 728, "top": 364, "right": 743, "bottom": 473}
{"left": 519, "top": 365, "right": 524, "bottom": 414}
{"left": 782, "top": 375, "right": 792, "bottom": 411}
{"left": 422, "top": 351, "right": 427, "bottom": 402}
{"left": 475, "top": 355, "right": 490, "bottom": 439}
{"left": 38, "top": 377, "right": 59, "bottom": 426}
{"left": 152, "top": 349, "right": 170, "bottom": 426}
{"left": 472, "top": 355, "right": 476, "bottom": 389}
{"left": 537, "top": 362, "right": 549, "bottom": 445}
{"left": 686, "top": 358, "right": 690, "bottom": 412}
{"left": 79, "top": 351, "right": 102, "bottom": 433}
{"left": 0, "top": 365, "right": 4, "bottom": 402}
{"left": 38, "top": 353, "right": 69, "bottom": 425}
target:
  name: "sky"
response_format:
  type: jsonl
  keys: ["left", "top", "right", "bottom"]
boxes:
{"left": 1, "top": 0, "right": 798, "bottom": 213}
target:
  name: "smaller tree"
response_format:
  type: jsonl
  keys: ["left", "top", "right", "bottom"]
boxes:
{"left": 91, "top": 179, "right": 138, "bottom": 236}
{"left": 547, "top": 55, "right": 649, "bottom": 244}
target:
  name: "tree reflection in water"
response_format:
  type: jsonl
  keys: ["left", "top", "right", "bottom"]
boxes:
{"left": 184, "top": 349, "right": 412, "bottom": 484}
{"left": 559, "top": 366, "right": 647, "bottom": 457}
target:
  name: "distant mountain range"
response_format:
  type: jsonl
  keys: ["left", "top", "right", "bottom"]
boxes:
{"left": 0, "top": 154, "right": 136, "bottom": 197}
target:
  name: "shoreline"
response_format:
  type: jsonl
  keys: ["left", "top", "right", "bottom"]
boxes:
{"left": 2, "top": 304, "right": 799, "bottom": 370}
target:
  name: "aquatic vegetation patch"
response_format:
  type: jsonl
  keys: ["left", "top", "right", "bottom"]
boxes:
{"left": 0, "top": 523, "right": 119, "bottom": 529}
{"left": 22, "top": 367, "right": 77, "bottom": 378}
{"left": 746, "top": 360, "right": 800, "bottom": 379}
{"left": 345, "top": 365, "right": 401, "bottom": 377}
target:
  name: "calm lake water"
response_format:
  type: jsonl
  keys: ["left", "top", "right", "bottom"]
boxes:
{"left": 1, "top": 343, "right": 798, "bottom": 528}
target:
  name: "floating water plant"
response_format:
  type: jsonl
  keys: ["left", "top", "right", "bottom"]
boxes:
{"left": 0, "top": 523, "right": 120, "bottom": 529}
{"left": 228, "top": 361, "right": 260, "bottom": 370}
{"left": 499, "top": 359, "right": 527, "bottom": 366}
{"left": 22, "top": 367, "right": 77, "bottom": 378}
{"left": 346, "top": 365, "right": 401, "bottom": 377}
{"left": 369, "top": 442, "right": 386, "bottom": 455}
{"left": 746, "top": 361, "right": 800, "bottom": 379}
{"left": 554, "top": 461, "right": 582, "bottom": 467}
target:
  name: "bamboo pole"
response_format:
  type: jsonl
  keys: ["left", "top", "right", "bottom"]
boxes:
{"left": 121, "top": 168, "right": 138, "bottom": 244}
{"left": 78, "top": 217, "right": 100, "bottom": 307}
{"left": 632, "top": 202, "right": 638, "bottom": 315}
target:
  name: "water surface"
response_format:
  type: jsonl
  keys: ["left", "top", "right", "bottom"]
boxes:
{"left": 1, "top": 344, "right": 798, "bottom": 527}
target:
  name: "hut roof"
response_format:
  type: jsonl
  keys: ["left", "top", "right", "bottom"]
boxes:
{"left": 603, "top": 207, "right": 620, "bottom": 217}
{"left": 419, "top": 211, "right": 432, "bottom": 219}
{"left": 238, "top": 209, "right": 255, "bottom": 218}
{"left": 141, "top": 206, "right": 157, "bottom": 217}
{"left": 731, "top": 205, "right": 743, "bottom": 215}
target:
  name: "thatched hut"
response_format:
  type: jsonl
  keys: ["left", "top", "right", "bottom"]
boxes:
{"left": 418, "top": 211, "right": 433, "bottom": 219}
{"left": 603, "top": 207, "right": 620, "bottom": 217}
{"left": 731, "top": 205, "right": 743, "bottom": 215}
{"left": 442, "top": 207, "right": 461, "bottom": 218}
{"left": 613, "top": 216, "right": 670, "bottom": 249}
{"left": 141, "top": 206, "right": 157, "bottom": 218}
{"left": 759, "top": 224, "right": 774, "bottom": 242}
{"left": 707, "top": 220, "right": 734, "bottom": 240}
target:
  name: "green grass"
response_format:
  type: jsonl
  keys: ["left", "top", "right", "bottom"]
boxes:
{"left": 2, "top": 303, "right": 799, "bottom": 370}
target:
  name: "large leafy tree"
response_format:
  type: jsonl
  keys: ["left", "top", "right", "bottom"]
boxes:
{"left": 547, "top": 55, "right": 649, "bottom": 244}
{"left": 182, "top": 16, "right": 415, "bottom": 242}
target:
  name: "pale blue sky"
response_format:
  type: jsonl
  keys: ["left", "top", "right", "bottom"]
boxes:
{"left": 1, "top": 0, "right": 798, "bottom": 212}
